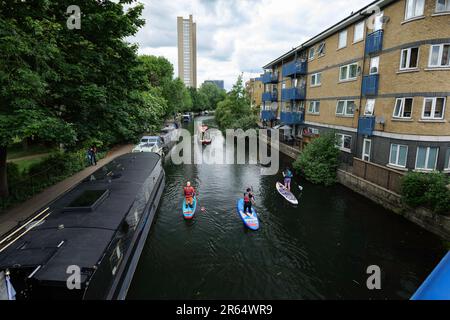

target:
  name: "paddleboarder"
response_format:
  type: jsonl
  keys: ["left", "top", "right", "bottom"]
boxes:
{"left": 183, "top": 182, "right": 196, "bottom": 209}
{"left": 283, "top": 167, "right": 294, "bottom": 192}
{"left": 243, "top": 188, "right": 255, "bottom": 215}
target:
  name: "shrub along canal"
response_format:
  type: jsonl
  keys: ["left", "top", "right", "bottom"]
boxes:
{"left": 127, "top": 117, "right": 445, "bottom": 300}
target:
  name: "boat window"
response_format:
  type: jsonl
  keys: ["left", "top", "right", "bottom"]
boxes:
{"left": 67, "top": 190, "right": 108, "bottom": 209}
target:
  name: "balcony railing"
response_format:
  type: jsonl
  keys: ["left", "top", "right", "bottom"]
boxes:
{"left": 281, "top": 87, "right": 306, "bottom": 101}
{"left": 282, "top": 60, "right": 307, "bottom": 77}
{"left": 358, "top": 116, "right": 376, "bottom": 136}
{"left": 262, "top": 91, "right": 278, "bottom": 102}
{"left": 280, "top": 111, "right": 305, "bottom": 125}
{"left": 261, "top": 110, "right": 277, "bottom": 121}
{"left": 261, "top": 72, "right": 279, "bottom": 84}
{"left": 362, "top": 74, "right": 379, "bottom": 96}
{"left": 365, "top": 30, "right": 383, "bottom": 55}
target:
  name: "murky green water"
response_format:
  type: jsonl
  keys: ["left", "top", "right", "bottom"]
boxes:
{"left": 127, "top": 116, "right": 445, "bottom": 300}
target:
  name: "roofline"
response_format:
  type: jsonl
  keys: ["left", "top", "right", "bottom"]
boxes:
{"left": 263, "top": 0, "right": 397, "bottom": 69}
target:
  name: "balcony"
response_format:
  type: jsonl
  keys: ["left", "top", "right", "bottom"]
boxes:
{"left": 280, "top": 111, "right": 305, "bottom": 125}
{"left": 362, "top": 74, "right": 379, "bottom": 96}
{"left": 281, "top": 87, "right": 306, "bottom": 101}
{"left": 261, "top": 110, "right": 277, "bottom": 121}
{"left": 261, "top": 72, "right": 279, "bottom": 84}
{"left": 262, "top": 91, "right": 278, "bottom": 102}
{"left": 282, "top": 60, "right": 307, "bottom": 77}
{"left": 365, "top": 30, "right": 383, "bottom": 55}
{"left": 358, "top": 116, "right": 376, "bottom": 136}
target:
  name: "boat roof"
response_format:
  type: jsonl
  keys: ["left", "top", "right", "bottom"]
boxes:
{"left": 0, "top": 153, "right": 161, "bottom": 284}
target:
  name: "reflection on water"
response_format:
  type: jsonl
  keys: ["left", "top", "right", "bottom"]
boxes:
{"left": 128, "top": 116, "right": 444, "bottom": 300}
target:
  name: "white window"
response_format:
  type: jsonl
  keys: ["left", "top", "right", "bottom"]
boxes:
{"left": 369, "top": 56, "right": 380, "bottom": 74}
{"left": 362, "top": 139, "right": 372, "bottom": 162}
{"left": 436, "top": 0, "right": 450, "bottom": 12}
{"left": 405, "top": 0, "right": 425, "bottom": 20}
{"left": 364, "top": 99, "right": 376, "bottom": 116}
{"left": 400, "top": 47, "right": 419, "bottom": 70}
{"left": 308, "top": 101, "right": 320, "bottom": 114}
{"left": 393, "top": 98, "right": 413, "bottom": 118}
{"left": 416, "top": 147, "right": 439, "bottom": 171}
{"left": 336, "top": 100, "right": 356, "bottom": 116}
{"left": 336, "top": 133, "right": 352, "bottom": 152}
{"left": 422, "top": 97, "right": 446, "bottom": 120}
{"left": 339, "top": 63, "right": 358, "bottom": 81}
{"left": 429, "top": 44, "right": 450, "bottom": 67}
{"left": 309, "top": 47, "right": 315, "bottom": 60}
{"left": 390, "top": 144, "right": 409, "bottom": 167}
{"left": 338, "top": 30, "right": 348, "bottom": 49}
{"left": 445, "top": 148, "right": 450, "bottom": 170}
{"left": 317, "top": 42, "right": 326, "bottom": 56}
{"left": 310, "top": 73, "right": 322, "bottom": 86}
{"left": 354, "top": 21, "right": 365, "bottom": 43}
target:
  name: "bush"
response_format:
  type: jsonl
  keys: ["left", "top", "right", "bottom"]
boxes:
{"left": 293, "top": 132, "right": 340, "bottom": 187}
{"left": 401, "top": 172, "right": 450, "bottom": 215}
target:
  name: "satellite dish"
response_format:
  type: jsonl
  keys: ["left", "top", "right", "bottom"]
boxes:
{"left": 376, "top": 116, "right": 385, "bottom": 124}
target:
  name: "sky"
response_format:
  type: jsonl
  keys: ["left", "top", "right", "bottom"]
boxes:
{"left": 129, "top": 0, "right": 372, "bottom": 90}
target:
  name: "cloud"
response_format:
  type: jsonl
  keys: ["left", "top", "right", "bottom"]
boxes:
{"left": 129, "top": 0, "right": 372, "bottom": 90}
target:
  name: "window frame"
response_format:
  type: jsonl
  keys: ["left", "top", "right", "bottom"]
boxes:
{"left": 335, "top": 133, "right": 353, "bottom": 152}
{"left": 362, "top": 139, "right": 372, "bottom": 162}
{"left": 336, "top": 100, "right": 356, "bottom": 117}
{"left": 353, "top": 21, "right": 365, "bottom": 43}
{"left": 422, "top": 97, "right": 446, "bottom": 120}
{"left": 338, "top": 30, "right": 348, "bottom": 49}
{"left": 400, "top": 47, "right": 420, "bottom": 70}
{"left": 369, "top": 56, "right": 380, "bottom": 75}
{"left": 310, "top": 72, "right": 322, "bottom": 87}
{"left": 389, "top": 144, "right": 409, "bottom": 168}
{"left": 428, "top": 43, "right": 450, "bottom": 68}
{"left": 415, "top": 146, "right": 439, "bottom": 171}
{"left": 393, "top": 98, "right": 414, "bottom": 119}
{"left": 445, "top": 148, "right": 450, "bottom": 170}
{"left": 317, "top": 42, "right": 326, "bottom": 57}
{"left": 436, "top": 0, "right": 450, "bottom": 12}
{"left": 308, "top": 101, "right": 320, "bottom": 114}
{"left": 309, "top": 47, "right": 315, "bottom": 60}
{"left": 405, "top": 0, "right": 425, "bottom": 20}
{"left": 364, "top": 99, "right": 376, "bottom": 116}
{"left": 339, "top": 62, "right": 359, "bottom": 81}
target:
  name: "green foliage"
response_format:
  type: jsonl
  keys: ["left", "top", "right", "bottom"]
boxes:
{"left": 401, "top": 172, "right": 450, "bottom": 215}
{"left": 293, "top": 133, "right": 340, "bottom": 187}
{"left": 215, "top": 75, "right": 255, "bottom": 130}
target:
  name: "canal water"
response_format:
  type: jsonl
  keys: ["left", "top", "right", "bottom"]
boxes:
{"left": 128, "top": 116, "right": 445, "bottom": 300}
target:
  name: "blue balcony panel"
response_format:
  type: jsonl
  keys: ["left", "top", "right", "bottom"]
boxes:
{"left": 282, "top": 60, "right": 307, "bottom": 77}
{"left": 281, "top": 87, "right": 306, "bottom": 101}
{"left": 262, "top": 92, "right": 278, "bottom": 102}
{"left": 280, "top": 111, "right": 305, "bottom": 125}
{"left": 261, "top": 110, "right": 277, "bottom": 121}
{"left": 358, "top": 116, "right": 376, "bottom": 136}
{"left": 261, "top": 72, "right": 279, "bottom": 84}
{"left": 365, "top": 30, "right": 383, "bottom": 55}
{"left": 362, "top": 74, "right": 379, "bottom": 96}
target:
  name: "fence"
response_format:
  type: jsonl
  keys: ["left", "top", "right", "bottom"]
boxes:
{"left": 351, "top": 157, "right": 405, "bottom": 194}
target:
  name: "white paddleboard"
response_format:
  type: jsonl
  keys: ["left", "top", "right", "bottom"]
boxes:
{"left": 276, "top": 182, "right": 298, "bottom": 205}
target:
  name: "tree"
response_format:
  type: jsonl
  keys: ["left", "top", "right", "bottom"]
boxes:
{"left": 293, "top": 133, "right": 340, "bottom": 186}
{"left": 199, "top": 82, "right": 226, "bottom": 110}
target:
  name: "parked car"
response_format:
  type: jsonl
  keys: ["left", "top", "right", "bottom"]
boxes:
{"left": 182, "top": 114, "right": 192, "bottom": 122}
{"left": 132, "top": 136, "right": 164, "bottom": 156}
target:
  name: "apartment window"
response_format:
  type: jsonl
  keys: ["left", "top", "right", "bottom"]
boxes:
{"left": 364, "top": 99, "right": 376, "bottom": 116}
{"left": 405, "top": 0, "right": 425, "bottom": 20}
{"left": 311, "top": 73, "right": 322, "bottom": 86}
{"left": 445, "top": 148, "right": 450, "bottom": 170}
{"left": 400, "top": 47, "right": 419, "bottom": 70}
{"left": 338, "top": 30, "right": 347, "bottom": 49}
{"left": 369, "top": 56, "right": 380, "bottom": 74}
{"left": 429, "top": 44, "right": 450, "bottom": 67}
{"left": 317, "top": 42, "right": 326, "bottom": 56}
{"left": 436, "top": 0, "right": 450, "bottom": 12}
{"left": 354, "top": 21, "right": 365, "bottom": 43}
{"left": 389, "top": 144, "right": 408, "bottom": 167}
{"left": 308, "top": 101, "right": 320, "bottom": 114}
{"left": 336, "top": 133, "right": 352, "bottom": 152}
{"left": 422, "top": 97, "right": 446, "bottom": 120}
{"left": 336, "top": 100, "right": 356, "bottom": 116}
{"left": 393, "top": 98, "right": 413, "bottom": 118}
{"left": 362, "top": 139, "right": 372, "bottom": 162}
{"left": 339, "top": 63, "right": 358, "bottom": 81}
{"left": 309, "top": 47, "right": 315, "bottom": 60}
{"left": 416, "top": 147, "right": 439, "bottom": 171}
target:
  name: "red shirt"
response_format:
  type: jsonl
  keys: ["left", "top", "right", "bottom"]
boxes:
{"left": 184, "top": 186, "right": 195, "bottom": 197}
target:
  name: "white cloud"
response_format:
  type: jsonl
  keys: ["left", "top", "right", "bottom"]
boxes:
{"left": 129, "top": 0, "right": 372, "bottom": 90}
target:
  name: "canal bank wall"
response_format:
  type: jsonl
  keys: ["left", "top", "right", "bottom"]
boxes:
{"left": 262, "top": 134, "right": 450, "bottom": 241}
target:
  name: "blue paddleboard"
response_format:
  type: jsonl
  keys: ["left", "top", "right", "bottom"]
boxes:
{"left": 183, "top": 196, "right": 197, "bottom": 220}
{"left": 236, "top": 199, "right": 260, "bottom": 231}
